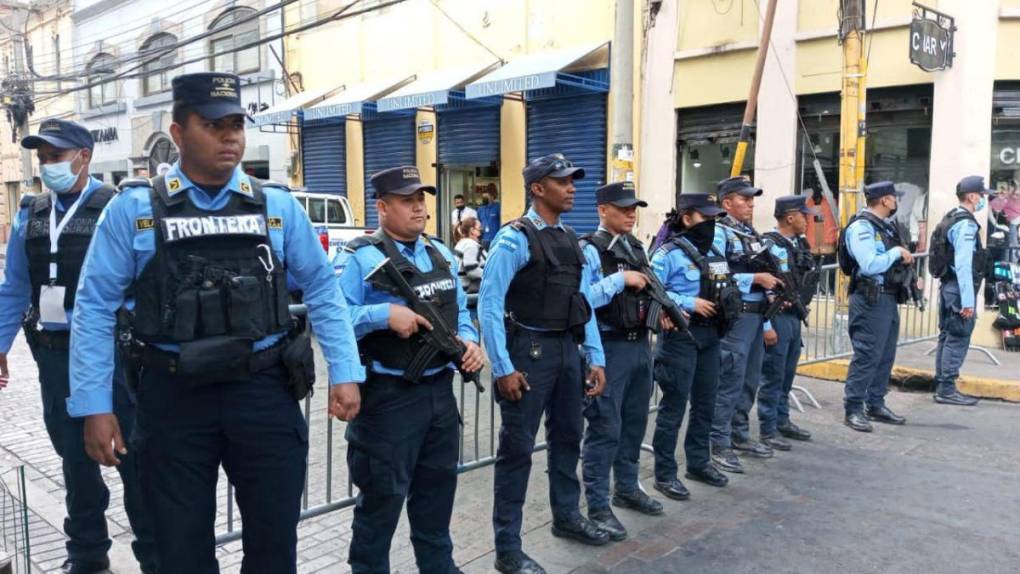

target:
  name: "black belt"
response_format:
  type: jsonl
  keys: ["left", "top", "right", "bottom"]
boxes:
{"left": 741, "top": 301, "right": 766, "bottom": 314}
{"left": 600, "top": 328, "right": 649, "bottom": 342}
{"left": 138, "top": 339, "right": 286, "bottom": 375}
{"left": 25, "top": 328, "right": 70, "bottom": 350}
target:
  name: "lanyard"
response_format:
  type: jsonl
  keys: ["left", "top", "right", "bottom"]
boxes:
{"left": 48, "top": 190, "right": 85, "bottom": 282}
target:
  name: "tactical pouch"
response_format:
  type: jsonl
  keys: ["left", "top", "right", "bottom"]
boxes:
{"left": 566, "top": 292, "right": 592, "bottom": 343}
{"left": 718, "top": 285, "right": 743, "bottom": 335}
{"left": 228, "top": 276, "right": 266, "bottom": 340}
{"left": 178, "top": 336, "right": 252, "bottom": 384}
{"left": 282, "top": 326, "right": 316, "bottom": 401}
{"left": 199, "top": 286, "right": 227, "bottom": 335}
{"left": 173, "top": 289, "right": 199, "bottom": 341}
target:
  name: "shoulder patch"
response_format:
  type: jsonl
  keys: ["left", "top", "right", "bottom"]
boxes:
{"left": 166, "top": 177, "right": 182, "bottom": 194}
{"left": 267, "top": 216, "right": 283, "bottom": 230}
{"left": 135, "top": 217, "right": 155, "bottom": 231}
{"left": 239, "top": 180, "right": 253, "bottom": 196}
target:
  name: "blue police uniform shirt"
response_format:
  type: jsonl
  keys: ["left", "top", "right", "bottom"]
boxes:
{"left": 478, "top": 207, "right": 606, "bottom": 379}
{"left": 68, "top": 163, "right": 366, "bottom": 417}
{"left": 650, "top": 236, "right": 704, "bottom": 313}
{"left": 476, "top": 201, "right": 501, "bottom": 244}
{"left": 0, "top": 177, "right": 106, "bottom": 353}
{"left": 766, "top": 230, "right": 792, "bottom": 274}
{"left": 845, "top": 209, "right": 903, "bottom": 284}
{"left": 581, "top": 227, "right": 627, "bottom": 327}
{"left": 332, "top": 233, "right": 478, "bottom": 376}
{"left": 714, "top": 221, "right": 770, "bottom": 331}
{"left": 946, "top": 207, "right": 979, "bottom": 309}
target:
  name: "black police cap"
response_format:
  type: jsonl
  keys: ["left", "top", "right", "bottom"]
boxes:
{"left": 717, "top": 176, "right": 763, "bottom": 198}
{"left": 773, "top": 195, "right": 818, "bottom": 218}
{"left": 596, "top": 181, "right": 647, "bottom": 207}
{"left": 863, "top": 181, "right": 901, "bottom": 201}
{"left": 677, "top": 193, "right": 726, "bottom": 217}
{"left": 172, "top": 72, "right": 246, "bottom": 120}
{"left": 21, "top": 119, "right": 94, "bottom": 150}
{"left": 370, "top": 166, "right": 437, "bottom": 198}
{"left": 523, "top": 153, "right": 585, "bottom": 186}
{"left": 955, "top": 175, "right": 991, "bottom": 197}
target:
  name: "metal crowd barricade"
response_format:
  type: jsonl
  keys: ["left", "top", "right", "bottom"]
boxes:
{"left": 216, "top": 257, "right": 942, "bottom": 543}
{"left": 0, "top": 466, "right": 30, "bottom": 573}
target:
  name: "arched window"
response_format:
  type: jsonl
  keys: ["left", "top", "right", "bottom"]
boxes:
{"left": 209, "top": 8, "right": 259, "bottom": 74}
{"left": 140, "top": 33, "right": 176, "bottom": 96}
{"left": 87, "top": 53, "right": 116, "bottom": 108}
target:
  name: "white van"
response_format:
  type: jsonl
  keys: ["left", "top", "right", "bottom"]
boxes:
{"left": 289, "top": 188, "right": 372, "bottom": 260}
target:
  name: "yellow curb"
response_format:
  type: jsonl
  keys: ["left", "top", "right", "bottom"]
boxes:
{"left": 795, "top": 360, "right": 1020, "bottom": 402}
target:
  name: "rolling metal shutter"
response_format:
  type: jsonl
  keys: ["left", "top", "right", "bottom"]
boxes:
{"left": 526, "top": 90, "right": 606, "bottom": 233}
{"left": 437, "top": 103, "right": 500, "bottom": 166}
{"left": 301, "top": 118, "right": 346, "bottom": 195}
{"left": 362, "top": 115, "right": 416, "bottom": 228}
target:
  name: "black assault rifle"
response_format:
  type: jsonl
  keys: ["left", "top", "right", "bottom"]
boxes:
{"left": 365, "top": 257, "right": 484, "bottom": 392}
{"left": 735, "top": 233, "right": 810, "bottom": 326}
{"left": 607, "top": 234, "right": 692, "bottom": 339}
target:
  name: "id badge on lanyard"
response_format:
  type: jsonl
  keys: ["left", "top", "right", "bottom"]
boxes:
{"left": 40, "top": 192, "right": 84, "bottom": 325}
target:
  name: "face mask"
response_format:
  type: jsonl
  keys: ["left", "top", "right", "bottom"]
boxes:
{"left": 977, "top": 196, "right": 988, "bottom": 211}
{"left": 887, "top": 198, "right": 898, "bottom": 218}
{"left": 41, "top": 151, "right": 83, "bottom": 194}
{"left": 481, "top": 197, "right": 490, "bottom": 205}
{"left": 682, "top": 218, "right": 716, "bottom": 255}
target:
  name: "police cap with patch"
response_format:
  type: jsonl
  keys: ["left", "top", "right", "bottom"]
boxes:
{"left": 21, "top": 119, "right": 94, "bottom": 150}
{"left": 596, "top": 181, "right": 647, "bottom": 208}
{"left": 370, "top": 166, "right": 437, "bottom": 198}
{"left": 717, "top": 176, "right": 763, "bottom": 198}
{"left": 863, "top": 181, "right": 901, "bottom": 200}
{"left": 523, "top": 153, "right": 586, "bottom": 186}
{"left": 955, "top": 175, "right": 992, "bottom": 197}
{"left": 773, "top": 195, "right": 818, "bottom": 218}
{"left": 172, "top": 72, "right": 246, "bottom": 120}
{"left": 677, "top": 193, "right": 726, "bottom": 217}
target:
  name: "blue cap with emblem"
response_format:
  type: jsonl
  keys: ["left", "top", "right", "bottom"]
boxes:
{"left": 370, "top": 166, "right": 437, "bottom": 198}
{"left": 21, "top": 119, "right": 94, "bottom": 150}
{"left": 523, "top": 153, "right": 586, "bottom": 186}
{"left": 773, "top": 195, "right": 818, "bottom": 218}
{"left": 863, "top": 181, "right": 902, "bottom": 200}
{"left": 955, "top": 175, "right": 991, "bottom": 197}
{"left": 172, "top": 72, "right": 246, "bottom": 120}
{"left": 677, "top": 193, "right": 726, "bottom": 217}
{"left": 596, "top": 181, "right": 647, "bottom": 207}
{"left": 717, "top": 176, "right": 762, "bottom": 198}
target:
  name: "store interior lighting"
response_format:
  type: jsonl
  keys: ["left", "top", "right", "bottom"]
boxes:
{"left": 691, "top": 148, "right": 701, "bottom": 168}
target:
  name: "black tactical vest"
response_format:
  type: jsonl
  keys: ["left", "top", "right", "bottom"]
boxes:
{"left": 764, "top": 231, "right": 820, "bottom": 308}
{"left": 661, "top": 235, "right": 742, "bottom": 332}
{"left": 351, "top": 230, "right": 459, "bottom": 373}
{"left": 23, "top": 184, "right": 117, "bottom": 312}
{"left": 505, "top": 217, "right": 591, "bottom": 334}
{"left": 718, "top": 216, "right": 767, "bottom": 290}
{"left": 581, "top": 230, "right": 650, "bottom": 334}
{"left": 848, "top": 211, "right": 903, "bottom": 284}
{"left": 131, "top": 177, "right": 291, "bottom": 344}
{"left": 931, "top": 209, "right": 988, "bottom": 288}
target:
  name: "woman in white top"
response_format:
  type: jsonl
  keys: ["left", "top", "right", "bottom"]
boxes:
{"left": 453, "top": 217, "right": 485, "bottom": 294}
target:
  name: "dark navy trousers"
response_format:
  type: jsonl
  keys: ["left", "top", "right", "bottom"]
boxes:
{"left": 493, "top": 329, "right": 584, "bottom": 554}
{"left": 713, "top": 312, "right": 764, "bottom": 447}
{"left": 346, "top": 370, "right": 460, "bottom": 574}
{"left": 582, "top": 337, "right": 653, "bottom": 510}
{"left": 844, "top": 292, "right": 900, "bottom": 414}
{"left": 757, "top": 312, "right": 802, "bottom": 435}
{"left": 652, "top": 325, "right": 720, "bottom": 481}
{"left": 30, "top": 342, "right": 157, "bottom": 571}
{"left": 935, "top": 280, "right": 977, "bottom": 395}
{"left": 133, "top": 363, "right": 307, "bottom": 574}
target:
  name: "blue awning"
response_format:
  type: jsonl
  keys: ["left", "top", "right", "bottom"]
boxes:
{"left": 252, "top": 86, "right": 341, "bottom": 127}
{"left": 303, "top": 76, "right": 415, "bottom": 121}
{"left": 465, "top": 42, "right": 610, "bottom": 99}
{"left": 375, "top": 62, "right": 501, "bottom": 112}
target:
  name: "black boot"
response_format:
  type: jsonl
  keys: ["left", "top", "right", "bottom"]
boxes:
{"left": 844, "top": 412, "right": 873, "bottom": 432}
{"left": 865, "top": 405, "right": 906, "bottom": 425}
{"left": 685, "top": 465, "right": 729, "bottom": 487}
{"left": 495, "top": 550, "right": 547, "bottom": 574}
{"left": 551, "top": 516, "right": 611, "bottom": 546}
{"left": 652, "top": 478, "right": 690, "bottom": 501}
{"left": 613, "top": 488, "right": 665, "bottom": 515}
{"left": 588, "top": 507, "right": 627, "bottom": 541}
{"left": 934, "top": 389, "right": 979, "bottom": 406}
{"left": 777, "top": 421, "right": 812, "bottom": 441}
{"left": 761, "top": 433, "right": 792, "bottom": 451}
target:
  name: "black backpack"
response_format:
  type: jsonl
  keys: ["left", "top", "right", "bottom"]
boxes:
{"left": 928, "top": 209, "right": 976, "bottom": 279}
{"left": 836, "top": 214, "right": 861, "bottom": 277}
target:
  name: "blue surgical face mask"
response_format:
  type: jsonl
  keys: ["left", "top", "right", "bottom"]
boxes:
{"left": 976, "top": 196, "right": 988, "bottom": 211}
{"left": 41, "top": 151, "right": 83, "bottom": 193}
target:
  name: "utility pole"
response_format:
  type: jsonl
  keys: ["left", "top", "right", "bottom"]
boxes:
{"left": 730, "top": 0, "right": 778, "bottom": 178}
{"left": 610, "top": 0, "right": 634, "bottom": 183}
{"left": 837, "top": 0, "right": 868, "bottom": 308}
{"left": 1, "top": 2, "right": 35, "bottom": 196}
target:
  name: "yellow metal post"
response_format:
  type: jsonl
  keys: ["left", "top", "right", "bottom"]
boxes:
{"left": 730, "top": 0, "right": 778, "bottom": 178}
{"left": 837, "top": 0, "right": 868, "bottom": 306}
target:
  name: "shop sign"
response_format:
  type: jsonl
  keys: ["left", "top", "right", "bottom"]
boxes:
{"left": 417, "top": 120, "right": 434, "bottom": 144}
{"left": 90, "top": 127, "right": 118, "bottom": 144}
{"left": 909, "top": 3, "right": 954, "bottom": 72}
{"left": 995, "top": 145, "right": 1020, "bottom": 168}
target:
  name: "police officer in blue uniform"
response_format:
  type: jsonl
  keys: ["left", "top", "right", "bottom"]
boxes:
{"left": 0, "top": 120, "right": 157, "bottom": 574}
{"left": 931, "top": 176, "right": 988, "bottom": 407}
{"left": 650, "top": 193, "right": 736, "bottom": 499}
{"left": 579, "top": 181, "right": 664, "bottom": 540}
{"left": 335, "top": 166, "right": 483, "bottom": 574}
{"left": 841, "top": 181, "right": 913, "bottom": 432}
{"left": 480, "top": 153, "right": 609, "bottom": 574}
{"left": 68, "top": 73, "right": 365, "bottom": 573}
{"left": 710, "top": 177, "right": 783, "bottom": 473}
{"left": 756, "top": 196, "right": 818, "bottom": 450}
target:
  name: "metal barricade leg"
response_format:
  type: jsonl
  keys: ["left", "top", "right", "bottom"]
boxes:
{"left": 790, "top": 385, "right": 821, "bottom": 410}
